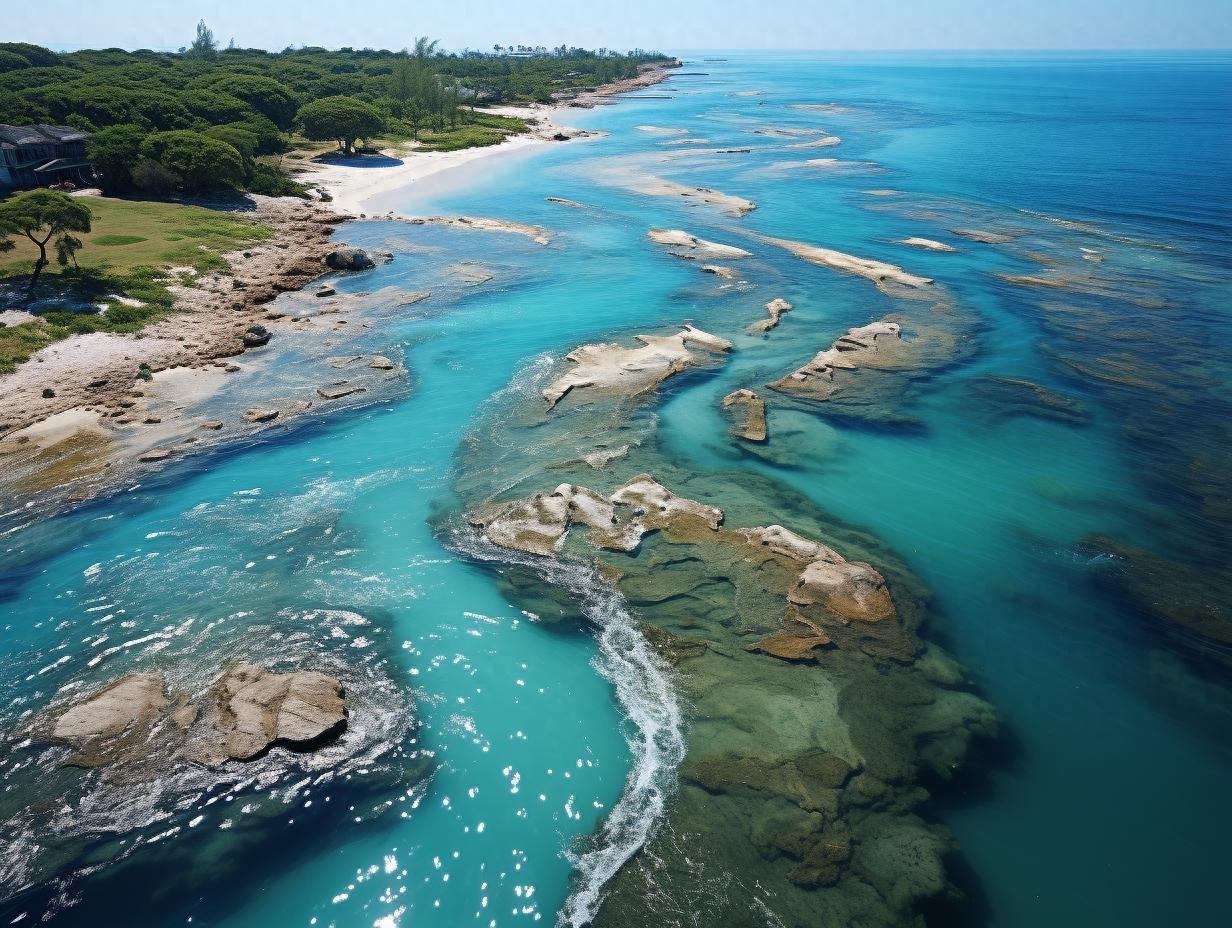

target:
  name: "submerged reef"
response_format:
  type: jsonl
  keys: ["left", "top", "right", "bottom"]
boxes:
{"left": 453, "top": 345, "right": 996, "bottom": 925}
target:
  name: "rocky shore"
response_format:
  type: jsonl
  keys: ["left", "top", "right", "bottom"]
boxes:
{"left": 0, "top": 195, "right": 342, "bottom": 440}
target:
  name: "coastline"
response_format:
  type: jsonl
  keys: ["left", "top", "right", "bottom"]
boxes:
{"left": 0, "top": 59, "right": 681, "bottom": 504}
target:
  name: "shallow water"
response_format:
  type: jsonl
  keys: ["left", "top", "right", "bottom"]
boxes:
{"left": 3, "top": 52, "right": 1232, "bottom": 927}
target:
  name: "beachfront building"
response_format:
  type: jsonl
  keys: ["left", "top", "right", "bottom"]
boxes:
{"left": 0, "top": 124, "right": 94, "bottom": 191}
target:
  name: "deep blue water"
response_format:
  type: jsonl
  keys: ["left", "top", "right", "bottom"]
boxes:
{"left": 2, "top": 52, "right": 1230, "bottom": 927}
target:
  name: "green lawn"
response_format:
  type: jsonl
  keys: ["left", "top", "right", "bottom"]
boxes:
{"left": 1, "top": 196, "right": 270, "bottom": 373}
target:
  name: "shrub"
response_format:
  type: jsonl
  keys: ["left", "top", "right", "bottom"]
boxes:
{"left": 140, "top": 130, "right": 246, "bottom": 191}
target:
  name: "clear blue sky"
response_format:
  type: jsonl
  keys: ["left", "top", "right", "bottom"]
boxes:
{"left": 8, "top": 0, "right": 1232, "bottom": 52}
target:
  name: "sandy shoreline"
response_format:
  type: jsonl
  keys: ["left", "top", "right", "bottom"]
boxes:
{"left": 0, "top": 58, "right": 680, "bottom": 507}
{"left": 302, "top": 104, "right": 586, "bottom": 215}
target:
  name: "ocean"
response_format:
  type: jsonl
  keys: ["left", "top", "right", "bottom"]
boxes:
{"left": 1, "top": 51, "right": 1230, "bottom": 927}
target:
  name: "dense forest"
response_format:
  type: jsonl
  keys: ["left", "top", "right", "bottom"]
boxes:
{"left": 0, "top": 27, "right": 667, "bottom": 197}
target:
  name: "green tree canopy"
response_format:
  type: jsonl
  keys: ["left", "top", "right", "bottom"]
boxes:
{"left": 296, "top": 95, "right": 384, "bottom": 155}
{"left": 204, "top": 74, "right": 300, "bottom": 129}
{"left": 86, "top": 123, "right": 149, "bottom": 192}
{"left": 139, "top": 130, "right": 246, "bottom": 192}
{"left": 0, "top": 190, "right": 93, "bottom": 294}
{"left": 0, "top": 42, "right": 61, "bottom": 68}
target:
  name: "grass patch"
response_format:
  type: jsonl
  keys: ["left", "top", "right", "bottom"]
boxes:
{"left": 95, "top": 234, "right": 149, "bottom": 246}
{"left": 0, "top": 197, "right": 271, "bottom": 372}
{"left": 0, "top": 197, "right": 270, "bottom": 279}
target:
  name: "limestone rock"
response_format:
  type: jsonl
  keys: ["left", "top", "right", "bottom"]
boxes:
{"left": 46, "top": 664, "right": 348, "bottom": 770}
{"left": 50, "top": 673, "right": 168, "bottom": 766}
{"left": 740, "top": 524, "right": 895, "bottom": 623}
{"left": 898, "top": 237, "right": 957, "bottom": 252}
{"left": 542, "top": 324, "right": 732, "bottom": 409}
{"left": 748, "top": 297, "right": 793, "bottom": 334}
{"left": 243, "top": 407, "right": 279, "bottom": 423}
{"left": 196, "top": 662, "right": 347, "bottom": 763}
{"left": 647, "top": 228, "right": 752, "bottom": 261}
{"left": 316, "top": 382, "right": 367, "bottom": 400}
{"left": 757, "top": 234, "right": 934, "bottom": 292}
{"left": 767, "top": 319, "right": 903, "bottom": 401}
{"left": 723, "top": 389, "right": 767, "bottom": 442}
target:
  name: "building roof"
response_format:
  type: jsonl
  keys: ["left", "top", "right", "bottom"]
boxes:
{"left": 0, "top": 124, "right": 89, "bottom": 148}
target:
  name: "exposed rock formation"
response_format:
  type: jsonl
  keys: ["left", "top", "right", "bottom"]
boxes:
{"left": 316, "top": 382, "right": 367, "bottom": 400}
{"left": 241, "top": 324, "right": 272, "bottom": 347}
{"left": 723, "top": 388, "right": 768, "bottom": 441}
{"left": 324, "top": 246, "right": 378, "bottom": 271}
{"left": 471, "top": 478, "right": 898, "bottom": 649}
{"left": 542, "top": 324, "right": 732, "bottom": 409}
{"left": 749, "top": 297, "right": 793, "bottom": 333}
{"left": 397, "top": 215, "right": 553, "bottom": 246}
{"left": 630, "top": 177, "right": 757, "bottom": 217}
{"left": 647, "top": 228, "right": 753, "bottom": 261}
{"left": 898, "top": 237, "right": 957, "bottom": 252}
{"left": 44, "top": 663, "right": 347, "bottom": 769}
{"left": 788, "top": 136, "right": 843, "bottom": 148}
{"left": 186, "top": 663, "right": 347, "bottom": 765}
{"left": 701, "top": 264, "right": 739, "bottom": 280}
{"left": 739, "top": 525, "right": 894, "bottom": 622}
{"left": 767, "top": 320, "right": 903, "bottom": 401}
{"left": 757, "top": 234, "right": 933, "bottom": 293}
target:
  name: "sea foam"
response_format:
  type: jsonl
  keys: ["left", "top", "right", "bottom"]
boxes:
{"left": 451, "top": 528, "right": 685, "bottom": 927}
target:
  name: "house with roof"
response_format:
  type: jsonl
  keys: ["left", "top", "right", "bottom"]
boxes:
{"left": 0, "top": 124, "right": 94, "bottom": 191}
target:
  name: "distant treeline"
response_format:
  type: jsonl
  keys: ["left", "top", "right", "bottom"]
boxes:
{"left": 0, "top": 31, "right": 667, "bottom": 196}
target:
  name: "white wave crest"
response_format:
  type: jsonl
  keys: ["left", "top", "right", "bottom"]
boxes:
{"left": 451, "top": 529, "right": 685, "bottom": 927}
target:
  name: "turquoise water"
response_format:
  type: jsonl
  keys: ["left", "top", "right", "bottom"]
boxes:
{"left": 3, "top": 52, "right": 1231, "bottom": 926}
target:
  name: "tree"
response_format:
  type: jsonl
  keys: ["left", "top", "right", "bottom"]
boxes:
{"left": 296, "top": 95, "right": 384, "bottom": 155}
{"left": 139, "top": 130, "right": 246, "bottom": 191}
{"left": 390, "top": 54, "right": 415, "bottom": 110}
{"left": 206, "top": 75, "right": 300, "bottom": 129}
{"left": 86, "top": 123, "right": 148, "bottom": 192}
{"left": 188, "top": 20, "right": 218, "bottom": 59}
{"left": 0, "top": 190, "right": 93, "bottom": 297}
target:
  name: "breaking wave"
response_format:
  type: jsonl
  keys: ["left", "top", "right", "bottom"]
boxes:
{"left": 450, "top": 529, "right": 685, "bottom": 927}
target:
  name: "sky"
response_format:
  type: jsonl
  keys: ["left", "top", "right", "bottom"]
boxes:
{"left": 6, "top": 0, "right": 1232, "bottom": 52}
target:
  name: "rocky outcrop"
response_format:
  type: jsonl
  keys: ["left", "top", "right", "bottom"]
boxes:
{"left": 739, "top": 525, "right": 894, "bottom": 623}
{"left": 757, "top": 234, "right": 933, "bottom": 294}
{"left": 749, "top": 297, "right": 793, "bottom": 334}
{"left": 542, "top": 324, "right": 732, "bottom": 409}
{"left": 243, "top": 407, "right": 280, "bottom": 423}
{"left": 324, "top": 246, "right": 378, "bottom": 271}
{"left": 241, "top": 323, "right": 271, "bottom": 347}
{"left": 472, "top": 478, "right": 898, "bottom": 648}
{"left": 788, "top": 136, "right": 843, "bottom": 148}
{"left": 898, "top": 237, "right": 957, "bottom": 252}
{"left": 701, "top": 264, "right": 739, "bottom": 280}
{"left": 44, "top": 663, "right": 347, "bottom": 769}
{"left": 471, "top": 475, "right": 723, "bottom": 557}
{"left": 647, "top": 228, "right": 753, "bottom": 261}
{"left": 316, "top": 382, "right": 367, "bottom": 400}
{"left": 50, "top": 672, "right": 169, "bottom": 765}
{"left": 398, "top": 215, "right": 552, "bottom": 246}
{"left": 629, "top": 177, "right": 756, "bottom": 217}
{"left": 767, "top": 319, "right": 903, "bottom": 401}
{"left": 186, "top": 663, "right": 347, "bottom": 764}
{"left": 723, "top": 388, "right": 768, "bottom": 441}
